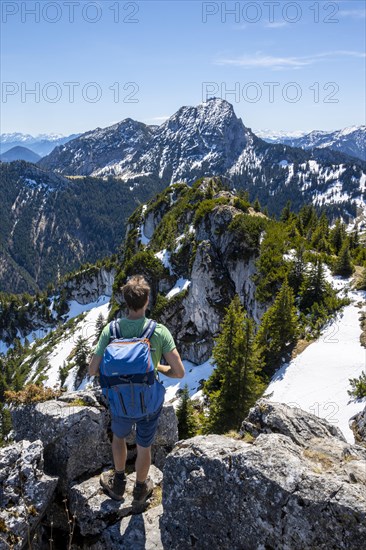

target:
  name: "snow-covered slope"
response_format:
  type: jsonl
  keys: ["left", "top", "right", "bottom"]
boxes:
{"left": 22, "top": 296, "right": 110, "bottom": 390}
{"left": 266, "top": 271, "right": 366, "bottom": 443}
{"left": 258, "top": 126, "right": 366, "bottom": 161}
{"left": 37, "top": 98, "right": 366, "bottom": 221}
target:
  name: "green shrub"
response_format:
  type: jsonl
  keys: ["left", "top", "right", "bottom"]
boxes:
{"left": 348, "top": 371, "right": 366, "bottom": 399}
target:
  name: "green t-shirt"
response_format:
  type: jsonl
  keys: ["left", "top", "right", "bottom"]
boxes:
{"left": 93, "top": 316, "right": 176, "bottom": 371}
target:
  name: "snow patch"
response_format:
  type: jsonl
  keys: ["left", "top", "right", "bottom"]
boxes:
{"left": 266, "top": 275, "right": 366, "bottom": 443}
{"left": 162, "top": 359, "right": 215, "bottom": 406}
{"left": 166, "top": 278, "right": 191, "bottom": 299}
{"left": 155, "top": 249, "right": 173, "bottom": 274}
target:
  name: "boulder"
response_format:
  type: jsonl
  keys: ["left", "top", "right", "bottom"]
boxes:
{"left": 0, "top": 440, "right": 58, "bottom": 549}
{"left": 241, "top": 399, "right": 346, "bottom": 446}
{"left": 10, "top": 391, "right": 112, "bottom": 494}
{"left": 161, "top": 433, "right": 366, "bottom": 549}
{"left": 68, "top": 465, "right": 163, "bottom": 537}
{"left": 10, "top": 390, "right": 177, "bottom": 493}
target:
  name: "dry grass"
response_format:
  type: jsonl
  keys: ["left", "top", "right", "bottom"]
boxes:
{"left": 303, "top": 449, "right": 334, "bottom": 471}
{"left": 291, "top": 338, "right": 315, "bottom": 359}
{"left": 147, "top": 485, "right": 163, "bottom": 509}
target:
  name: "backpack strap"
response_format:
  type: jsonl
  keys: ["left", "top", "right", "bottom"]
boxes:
{"left": 140, "top": 319, "right": 157, "bottom": 340}
{"left": 109, "top": 319, "right": 122, "bottom": 341}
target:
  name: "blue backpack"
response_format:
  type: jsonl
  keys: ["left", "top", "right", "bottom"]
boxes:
{"left": 99, "top": 319, "right": 166, "bottom": 419}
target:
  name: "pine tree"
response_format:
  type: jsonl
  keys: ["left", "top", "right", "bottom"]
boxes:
{"left": 204, "top": 296, "right": 265, "bottom": 434}
{"left": 256, "top": 278, "right": 298, "bottom": 376}
{"left": 330, "top": 219, "right": 346, "bottom": 254}
{"left": 311, "top": 212, "right": 330, "bottom": 253}
{"left": 280, "top": 200, "right": 292, "bottom": 223}
{"left": 95, "top": 313, "right": 106, "bottom": 340}
{"left": 299, "top": 258, "right": 328, "bottom": 312}
{"left": 332, "top": 239, "right": 354, "bottom": 277}
{"left": 176, "top": 385, "right": 198, "bottom": 439}
{"left": 74, "top": 337, "right": 91, "bottom": 379}
{"left": 288, "top": 244, "right": 306, "bottom": 296}
{"left": 348, "top": 371, "right": 366, "bottom": 399}
{"left": 253, "top": 198, "right": 261, "bottom": 212}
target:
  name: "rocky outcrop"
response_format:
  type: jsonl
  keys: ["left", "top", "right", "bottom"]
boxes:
{"left": 0, "top": 439, "right": 58, "bottom": 549}
{"left": 154, "top": 187, "right": 265, "bottom": 364}
{"left": 161, "top": 401, "right": 366, "bottom": 550}
{"left": 5, "top": 394, "right": 366, "bottom": 549}
{"left": 10, "top": 389, "right": 178, "bottom": 494}
{"left": 10, "top": 391, "right": 112, "bottom": 494}
{"left": 69, "top": 465, "right": 163, "bottom": 537}
{"left": 5, "top": 387, "right": 177, "bottom": 548}
{"left": 241, "top": 399, "right": 346, "bottom": 446}
{"left": 62, "top": 267, "right": 116, "bottom": 305}
{"left": 350, "top": 404, "right": 366, "bottom": 445}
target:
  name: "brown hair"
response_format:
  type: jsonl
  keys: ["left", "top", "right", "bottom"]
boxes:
{"left": 121, "top": 275, "right": 150, "bottom": 311}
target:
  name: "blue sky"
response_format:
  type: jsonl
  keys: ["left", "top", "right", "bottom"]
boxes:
{"left": 1, "top": 0, "right": 365, "bottom": 135}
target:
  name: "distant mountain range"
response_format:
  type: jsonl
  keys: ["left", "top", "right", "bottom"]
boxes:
{"left": 38, "top": 98, "right": 365, "bottom": 219}
{"left": 0, "top": 161, "right": 166, "bottom": 293}
{"left": 0, "top": 146, "right": 41, "bottom": 163}
{"left": 2, "top": 99, "right": 365, "bottom": 293}
{"left": 0, "top": 133, "right": 80, "bottom": 158}
{"left": 256, "top": 126, "right": 365, "bottom": 161}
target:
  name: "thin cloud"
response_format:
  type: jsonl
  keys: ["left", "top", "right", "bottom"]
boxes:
{"left": 339, "top": 9, "right": 366, "bottom": 19}
{"left": 264, "top": 22, "right": 289, "bottom": 28}
{"left": 215, "top": 50, "right": 366, "bottom": 70}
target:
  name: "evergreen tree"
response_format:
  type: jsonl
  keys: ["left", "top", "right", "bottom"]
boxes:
{"left": 95, "top": 313, "right": 106, "bottom": 340}
{"left": 74, "top": 337, "right": 91, "bottom": 379}
{"left": 348, "top": 371, "right": 366, "bottom": 399}
{"left": 255, "top": 278, "right": 298, "bottom": 376}
{"left": 253, "top": 197, "right": 261, "bottom": 212}
{"left": 176, "top": 384, "right": 198, "bottom": 439}
{"left": 311, "top": 212, "right": 330, "bottom": 253}
{"left": 254, "top": 222, "right": 289, "bottom": 303}
{"left": 299, "top": 258, "right": 328, "bottom": 312}
{"left": 332, "top": 239, "right": 354, "bottom": 277}
{"left": 280, "top": 200, "right": 292, "bottom": 223}
{"left": 204, "top": 296, "right": 265, "bottom": 434}
{"left": 330, "top": 219, "right": 346, "bottom": 254}
{"left": 288, "top": 244, "right": 306, "bottom": 296}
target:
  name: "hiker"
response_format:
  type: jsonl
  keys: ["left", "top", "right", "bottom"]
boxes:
{"left": 88, "top": 275, "right": 185, "bottom": 506}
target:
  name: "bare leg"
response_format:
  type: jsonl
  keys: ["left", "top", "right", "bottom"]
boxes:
{"left": 135, "top": 444, "right": 151, "bottom": 483}
{"left": 112, "top": 434, "right": 127, "bottom": 471}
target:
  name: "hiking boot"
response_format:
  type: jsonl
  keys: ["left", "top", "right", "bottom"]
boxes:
{"left": 132, "top": 478, "right": 154, "bottom": 508}
{"left": 100, "top": 470, "right": 126, "bottom": 501}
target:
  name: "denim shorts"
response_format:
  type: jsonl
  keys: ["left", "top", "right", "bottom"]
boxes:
{"left": 111, "top": 406, "right": 162, "bottom": 447}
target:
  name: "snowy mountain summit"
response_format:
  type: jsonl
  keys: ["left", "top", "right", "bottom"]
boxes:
{"left": 38, "top": 98, "right": 366, "bottom": 221}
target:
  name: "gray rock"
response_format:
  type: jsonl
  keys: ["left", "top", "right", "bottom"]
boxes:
{"left": 10, "top": 389, "right": 177, "bottom": 495}
{"left": 160, "top": 433, "right": 366, "bottom": 550}
{"left": 10, "top": 392, "right": 112, "bottom": 494}
{"left": 0, "top": 439, "right": 58, "bottom": 549}
{"left": 62, "top": 267, "right": 116, "bottom": 305}
{"left": 84, "top": 504, "right": 163, "bottom": 550}
{"left": 241, "top": 399, "right": 346, "bottom": 446}
{"left": 68, "top": 465, "right": 163, "bottom": 536}
{"left": 350, "top": 404, "right": 366, "bottom": 445}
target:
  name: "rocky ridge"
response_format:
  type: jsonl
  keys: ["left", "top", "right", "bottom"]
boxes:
{"left": 38, "top": 99, "right": 366, "bottom": 221}
{"left": 1, "top": 396, "right": 365, "bottom": 549}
